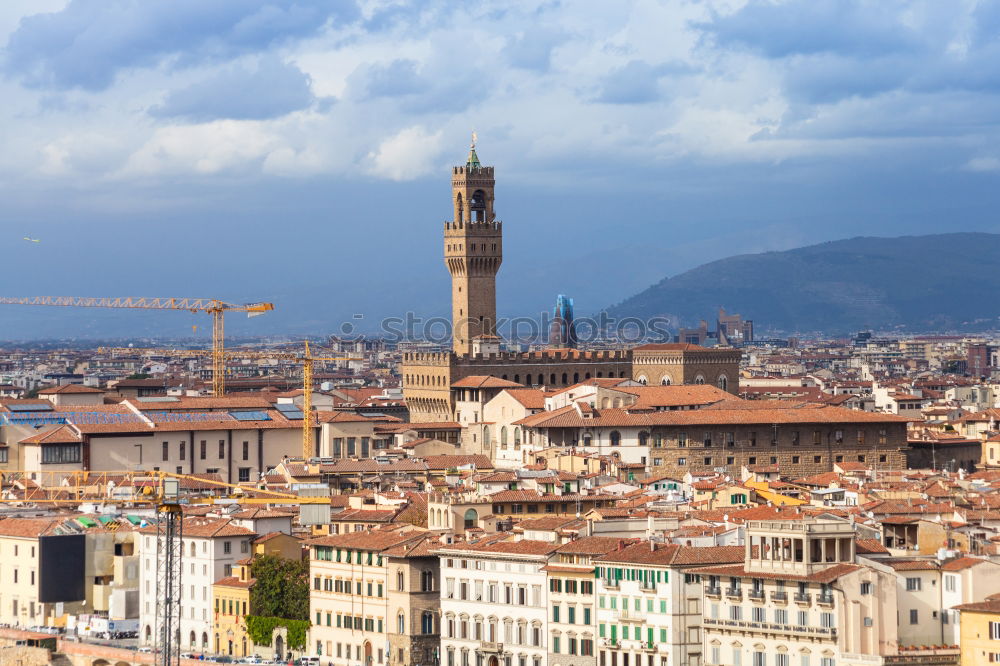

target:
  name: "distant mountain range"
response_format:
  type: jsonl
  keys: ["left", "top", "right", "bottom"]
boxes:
{"left": 606, "top": 232, "right": 1000, "bottom": 335}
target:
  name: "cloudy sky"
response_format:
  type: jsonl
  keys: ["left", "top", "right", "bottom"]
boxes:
{"left": 1, "top": 0, "right": 999, "bottom": 338}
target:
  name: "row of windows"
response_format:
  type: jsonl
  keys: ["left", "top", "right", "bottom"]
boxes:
{"left": 446, "top": 649, "right": 542, "bottom": 666}
{"left": 214, "top": 598, "right": 246, "bottom": 616}
{"left": 42, "top": 444, "right": 80, "bottom": 464}
{"left": 551, "top": 635, "right": 594, "bottom": 656}
{"left": 599, "top": 597, "right": 669, "bottom": 614}
{"left": 314, "top": 612, "right": 383, "bottom": 633}
{"left": 663, "top": 429, "right": 888, "bottom": 448}
{"left": 313, "top": 547, "right": 383, "bottom": 565}
{"left": 668, "top": 453, "right": 888, "bottom": 467}
{"left": 331, "top": 437, "right": 371, "bottom": 458}
{"left": 551, "top": 604, "right": 592, "bottom": 624}
{"left": 312, "top": 577, "right": 383, "bottom": 597}
{"left": 160, "top": 440, "right": 251, "bottom": 462}
{"left": 316, "top": 641, "right": 385, "bottom": 663}
{"left": 444, "top": 579, "right": 542, "bottom": 606}
{"left": 549, "top": 578, "right": 593, "bottom": 594}
{"left": 445, "top": 616, "right": 541, "bottom": 646}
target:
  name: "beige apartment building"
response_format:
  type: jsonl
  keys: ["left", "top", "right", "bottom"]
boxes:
{"left": 383, "top": 533, "right": 441, "bottom": 666}
{"left": 698, "top": 520, "right": 899, "bottom": 666}
{"left": 308, "top": 529, "right": 425, "bottom": 666}
{"left": 0, "top": 518, "right": 90, "bottom": 627}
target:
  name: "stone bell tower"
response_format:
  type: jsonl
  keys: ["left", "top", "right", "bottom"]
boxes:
{"left": 444, "top": 136, "right": 502, "bottom": 356}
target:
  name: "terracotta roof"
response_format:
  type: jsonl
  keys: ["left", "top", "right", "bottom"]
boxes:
{"left": 952, "top": 598, "right": 1000, "bottom": 613}
{"left": 37, "top": 384, "right": 104, "bottom": 394}
{"left": 0, "top": 518, "right": 63, "bottom": 538}
{"left": 514, "top": 402, "right": 909, "bottom": 428}
{"left": 19, "top": 425, "right": 81, "bottom": 445}
{"left": 856, "top": 539, "right": 890, "bottom": 555}
{"left": 213, "top": 576, "right": 256, "bottom": 588}
{"left": 451, "top": 376, "right": 525, "bottom": 389}
{"left": 309, "top": 529, "right": 424, "bottom": 551}
{"left": 254, "top": 531, "right": 300, "bottom": 544}
{"left": 139, "top": 517, "right": 256, "bottom": 538}
{"left": 437, "top": 539, "right": 561, "bottom": 556}
{"left": 887, "top": 560, "right": 939, "bottom": 571}
{"left": 941, "top": 556, "right": 991, "bottom": 571}
{"left": 695, "top": 562, "right": 860, "bottom": 582}
{"left": 596, "top": 542, "right": 744, "bottom": 567}
{"left": 503, "top": 388, "right": 548, "bottom": 409}
{"left": 423, "top": 455, "right": 492, "bottom": 470}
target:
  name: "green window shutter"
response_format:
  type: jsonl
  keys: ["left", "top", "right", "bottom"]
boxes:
{"left": 647, "top": 627, "right": 653, "bottom": 644}
{"left": 622, "top": 626, "right": 629, "bottom": 640}
{"left": 659, "top": 628, "right": 666, "bottom": 643}
{"left": 599, "top": 624, "right": 606, "bottom": 638}
{"left": 660, "top": 600, "right": 666, "bottom": 613}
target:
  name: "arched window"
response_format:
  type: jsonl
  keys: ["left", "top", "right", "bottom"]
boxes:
{"left": 585, "top": 372, "right": 591, "bottom": 379}
{"left": 537, "top": 374, "right": 544, "bottom": 385}
{"left": 661, "top": 375, "right": 672, "bottom": 386}
{"left": 202, "top": 632, "right": 208, "bottom": 649}
{"left": 190, "top": 542, "right": 196, "bottom": 557}
{"left": 514, "top": 427, "right": 521, "bottom": 445}
{"left": 610, "top": 431, "right": 621, "bottom": 446}
{"left": 597, "top": 371, "right": 603, "bottom": 378}
{"left": 637, "top": 375, "right": 648, "bottom": 385}
{"left": 638, "top": 431, "right": 649, "bottom": 447}
{"left": 190, "top": 631, "right": 196, "bottom": 648}
{"left": 583, "top": 433, "right": 593, "bottom": 447}
{"left": 398, "top": 612, "right": 406, "bottom": 634}
{"left": 695, "top": 374, "right": 706, "bottom": 385}
{"left": 464, "top": 508, "right": 479, "bottom": 529}
{"left": 514, "top": 374, "right": 520, "bottom": 384}
{"left": 421, "top": 570, "right": 434, "bottom": 592}
{"left": 422, "top": 611, "right": 435, "bottom": 634}
{"left": 718, "top": 374, "right": 729, "bottom": 391}
{"left": 500, "top": 426, "right": 508, "bottom": 446}
{"left": 397, "top": 570, "right": 405, "bottom": 591}
{"left": 573, "top": 372, "right": 579, "bottom": 384}
{"left": 561, "top": 373, "right": 568, "bottom": 385}
{"left": 601, "top": 397, "right": 610, "bottom": 409}
{"left": 550, "top": 373, "right": 557, "bottom": 384}
{"left": 483, "top": 426, "right": 491, "bottom": 447}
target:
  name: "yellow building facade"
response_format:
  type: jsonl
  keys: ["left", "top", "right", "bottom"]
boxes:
{"left": 954, "top": 598, "right": 1000, "bottom": 666}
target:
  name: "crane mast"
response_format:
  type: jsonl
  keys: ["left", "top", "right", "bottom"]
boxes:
{"left": 0, "top": 296, "right": 274, "bottom": 396}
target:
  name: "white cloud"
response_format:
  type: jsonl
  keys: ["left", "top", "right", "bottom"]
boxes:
{"left": 964, "top": 156, "right": 1000, "bottom": 172}
{"left": 119, "top": 121, "right": 282, "bottom": 176}
{"left": 367, "top": 125, "right": 443, "bottom": 181}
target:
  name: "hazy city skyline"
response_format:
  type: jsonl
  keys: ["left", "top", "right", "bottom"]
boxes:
{"left": 1, "top": 1, "right": 999, "bottom": 338}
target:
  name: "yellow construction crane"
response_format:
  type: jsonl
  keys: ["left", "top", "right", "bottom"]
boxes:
{"left": 101, "top": 343, "right": 351, "bottom": 460}
{"left": 0, "top": 468, "right": 329, "bottom": 666}
{"left": 0, "top": 296, "right": 275, "bottom": 396}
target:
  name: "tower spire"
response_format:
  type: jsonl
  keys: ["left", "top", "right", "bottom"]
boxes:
{"left": 467, "top": 131, "right": 481, "bottom": 168}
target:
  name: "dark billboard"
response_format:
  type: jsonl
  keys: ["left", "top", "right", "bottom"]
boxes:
{"left": 38, "top": 533, "right": 85, "bottom": 603}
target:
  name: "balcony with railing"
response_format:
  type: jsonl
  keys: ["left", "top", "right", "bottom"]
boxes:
{"left": 642, "top": 642, "right": 658, "bottom": 653}
{"left": 615, "top": 609, "right": 646, "bottom": 623}
{"left": 748, "top": 589, "right": 765, "bottom": 602}
{"left": 705, "top": 586, "right": 722, "bottom": 598}
{"left": 817, "top": 593, "right": 834, "bottom": 607}
{"left": 703, "top": 617, "right": 837, "bottom": 640}
{"left": 771, "top": 591, "right": 788, "bottom": 604}
{"left": 794, "top": 592, "right": 812, "bottom": 605}
{"left": 478, "top": 642, "right": 504, "bottom": 655}
{"left": 725, "top": 587, "right": 743, "bottom": 600}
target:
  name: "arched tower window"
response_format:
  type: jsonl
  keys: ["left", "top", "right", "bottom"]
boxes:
{"left": 718, "top": 374, "right": 729, "bottom": 391}
{"left": 470, "top": 189, "right": 487, "bottom": 222}
{"left": 500, "top": 426, "right": 508, "bottom": 446}
{"left": 610, "top": 431, "right": 621, "bottom": 446}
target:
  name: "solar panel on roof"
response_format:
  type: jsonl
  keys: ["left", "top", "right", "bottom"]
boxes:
{"left": 230, "top": 410, "right": 271, "bottom": 421}
{"left": 275, "top": 404, "right": 304, "bottom": 419}
{"left": 6, "top": 403, "right": 54, "bottom": 412}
